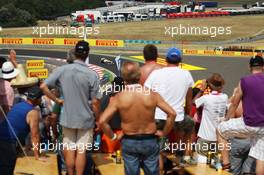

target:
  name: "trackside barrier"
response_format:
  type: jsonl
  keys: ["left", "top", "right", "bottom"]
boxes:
{"left": 230, "top": 10, "right": 264, "bottom": 16}
{"left": 124, "top": 40, "right": 161, "bottom": 44}
{"left": 183, "top": 49, "right": 258, "bottom": 57}
{"left": 167, "top": 11, "right": 230, "bottom": 19}
{"left": 0, "top": 37, "right": 260, "bottom": 58}
{"left": 0, "top": 38, "right": 124, "bottom": 47}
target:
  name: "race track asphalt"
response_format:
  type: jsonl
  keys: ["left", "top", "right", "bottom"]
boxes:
{"left": 0, "top": 49, "right": 250, "bottom": 96}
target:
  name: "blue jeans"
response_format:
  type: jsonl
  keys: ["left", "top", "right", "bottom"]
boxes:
{"left": 121, "top": 137, "right": 159, "bottom": 175}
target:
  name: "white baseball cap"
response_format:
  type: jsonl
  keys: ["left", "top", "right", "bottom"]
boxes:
{"left": 0, "top": 61, "right": 19, "bottom": 80}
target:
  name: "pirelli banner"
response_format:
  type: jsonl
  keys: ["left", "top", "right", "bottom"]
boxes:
{"left": 26, "top": 60, "right": 45, "bottom": 69}
{"left": 28, "top": 69, "right": 49, "bottom": 79}
{"left": 183, "top": 49, "right": 257, "bottom": 57}
{"left": 26, "top": 60, "right": 48, "bottom": 79}
{"left": 0, "top": 38, "right": 124, "bottom": 47}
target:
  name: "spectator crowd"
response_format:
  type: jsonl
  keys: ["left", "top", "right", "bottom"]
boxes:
{"left": 0, "top": 42, "right": 263, "bottom": 175}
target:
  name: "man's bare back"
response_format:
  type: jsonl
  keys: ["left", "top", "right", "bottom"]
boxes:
{"left": 115, "top": 85, "right": 158, "bottom": 135}
{"left": 139, "top": 63, "right": 163, "bottom": 85}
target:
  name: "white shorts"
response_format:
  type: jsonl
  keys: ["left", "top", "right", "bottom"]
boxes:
{"left": 218, "top": 117, "right": 264, "bottom": 160}
{"left": 62, "top": 127, "right": 93, "bottom": 153}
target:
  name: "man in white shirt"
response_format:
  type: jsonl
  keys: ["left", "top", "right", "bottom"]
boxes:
{"left": 145, "top": 47, "right": 195, "bottom": 168}
{"left": 193, "top": 74, "right": 228, "bottom": 157}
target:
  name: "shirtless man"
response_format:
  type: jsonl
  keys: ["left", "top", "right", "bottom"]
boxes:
{"left": 99, "top": 62, "right": 176, "bottom": 175}
{"left": 139, "top": 44, "right": 163, "bottom": 85}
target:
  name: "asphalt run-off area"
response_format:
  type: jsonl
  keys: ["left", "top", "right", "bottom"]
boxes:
{"left": 0, "top": 49, "right": 250, "bottom": 96}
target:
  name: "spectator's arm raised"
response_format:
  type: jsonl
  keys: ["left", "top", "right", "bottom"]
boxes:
{"left": 8, "top": 49, "right": 18, "bottom": 68}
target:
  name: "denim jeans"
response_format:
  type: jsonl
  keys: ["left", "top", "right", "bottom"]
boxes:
{"left": 121, "top": 138, "right": 159, "bottom": 175}
{"left": 230, "top": 138, "right": 256, "bottom": 175}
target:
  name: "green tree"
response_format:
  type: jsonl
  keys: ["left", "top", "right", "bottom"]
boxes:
{"left": 0, "top": 0, "right": 106, "bottom": 27}
{"left": 0, "top": 3, "right": 36, "bottom": 27}
{"left": 0, "top": 7, "right": 12, "bottom": 26}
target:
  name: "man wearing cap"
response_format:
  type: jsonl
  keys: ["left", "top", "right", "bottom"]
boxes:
{"left": 218, "top": 55, "right": 264, "bottom": 175}
{"left": 139, "top": 44, "right": 163, "bottom": 85}
{"left": 0, "top": 86, "right": 42, "bottom": 175}
{"left": 0, "top": 61, "right": 19, "bottom": 119}
{"left": 41, "top": 40, "right": 101, "bottom": 175}
{"left": 144, "top": 47, "right": 195, "bottom": 169}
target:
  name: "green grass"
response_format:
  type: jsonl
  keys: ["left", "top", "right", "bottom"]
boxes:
{"left": 1, "top": 15, "right": 264, "bottom": 43}
{"left": 94, "top": 15, "right": 264, "bottom": 42}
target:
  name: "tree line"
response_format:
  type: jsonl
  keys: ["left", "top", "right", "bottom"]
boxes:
{"left": 0, "top": 0, "right": 105, "bottom": 27}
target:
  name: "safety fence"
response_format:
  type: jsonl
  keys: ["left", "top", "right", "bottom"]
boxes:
{"left": 124, "top": 40, "right": 161, "bottom": 44}
{"left": 0, "top": 38, "right": 124, "bottom": 47}
{"left": 167, "top": 11, "right": 230, "bottom": 19}
{"left": 183, "top": 49, "right": 258, "bottom": 57}
{"left": 0, "top": 37, "right": 261, "bottom": 57}
{"left": 166, "top": 10, "right": 264, "bottom": 19}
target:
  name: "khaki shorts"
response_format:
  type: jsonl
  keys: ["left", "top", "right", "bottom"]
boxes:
{"left": 62, "top": 127, "right": 93, "bottom": 152}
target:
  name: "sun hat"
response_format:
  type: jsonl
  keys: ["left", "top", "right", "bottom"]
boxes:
{"left": 11, "top": 64, "right": 39, "bottom": 88}
{"left": 0, "top": 61, "right": 19, "bottom": 80}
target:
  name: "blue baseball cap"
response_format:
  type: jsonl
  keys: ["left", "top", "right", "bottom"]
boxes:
{"left": 166, "top": 48, "right": 182, "bottom": 62}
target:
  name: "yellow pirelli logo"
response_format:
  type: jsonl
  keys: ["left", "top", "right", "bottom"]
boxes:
{"left": 2, "top": 38, "right": 23, "bottom": 44}
{"left": 95, "top": 40, "right": 118, "bottom": 47}
{"left": 64, "top": 39, "right": 80, "bottom": 45}
{"left": 26, "top": 60, "right": 45, "bottom": 69}
{"left": 28, "top": 69, "right": 48, "bottom": 79}
{"left": 32, "top": 38, "right": 54, "bottom": 45}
